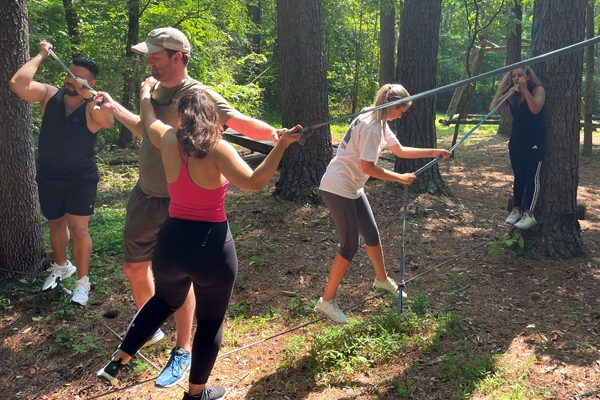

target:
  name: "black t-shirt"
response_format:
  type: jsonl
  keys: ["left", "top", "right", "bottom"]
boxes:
{"left": 38, "top": 89, "right": 98, "bottom": 178}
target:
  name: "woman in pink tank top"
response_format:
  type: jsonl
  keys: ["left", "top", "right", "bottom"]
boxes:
{"left": 98, "top": 77, "right": 301, "bottom": 400}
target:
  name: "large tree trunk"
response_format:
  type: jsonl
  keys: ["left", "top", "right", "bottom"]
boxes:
{"left": 523, "top": 0, "right": 586, "bottom": 258}
{"left": 61, "top": 0, "right": 82, "bottom": 55}
{"left": 497, "top": 0, "right": 522, "bottom": 136}
{"left": 582, "top": 0, "right": 595, "bottom": 156}
{"left": 275, "top": 0, "right": 331, "bottom": 203}
{"left": 0, "top": 0, "right": 44, "bottom": 278}
{"left": 118, "top": 0, "right": 140, "bottom": 148}
{"left": 395, "top": 0, "right": 449, "bottom": 196}
{"left": 380, "top": 0, "right": 396, "bottom": 85}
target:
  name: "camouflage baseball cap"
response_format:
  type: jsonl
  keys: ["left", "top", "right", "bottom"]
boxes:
{"left": 132, "top": 27, "right": 191, "bottom": 54}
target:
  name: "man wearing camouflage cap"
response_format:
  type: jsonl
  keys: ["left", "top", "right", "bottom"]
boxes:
{"left": 97, "top": 27, "right": 284, "bottom": 398}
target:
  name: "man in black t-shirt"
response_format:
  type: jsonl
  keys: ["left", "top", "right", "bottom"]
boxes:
{"left": 10, "top": 40, "right": 114, "bottom": 306}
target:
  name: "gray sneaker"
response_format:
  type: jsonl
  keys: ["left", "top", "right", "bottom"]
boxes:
{"left": 42, "top": 260, "right": 76, "bottom": 292}
{"left": 514, "top": 213, "right": 537, "bottom": 230}
{"left": 373, "top": 277, "right": 407, "bottom": 299}
{"left": 505, "top": 209, "right": 523, "bottom": 225}
{"left": 314, "top": 297, "right": 349, "bottom": 324}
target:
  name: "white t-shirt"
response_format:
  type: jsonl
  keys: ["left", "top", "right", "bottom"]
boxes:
{"left": 319, "top": 114, "right": 400, "bottom": 199}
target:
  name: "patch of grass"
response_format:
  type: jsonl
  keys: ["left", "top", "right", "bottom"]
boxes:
{"left": 474, "top": 356, "right": 546, "bottom": 399}
{"left": 88, "top": 206, "right": 127, "bottom": 266}
{"left": 443, "top": 353, "right": 502, "bottom": 399}
{"left": 281, "top": 294, "right": 461, "bottom": 382}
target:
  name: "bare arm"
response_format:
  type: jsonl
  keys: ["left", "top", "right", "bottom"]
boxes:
{"left": 216, "top": 125, "right": 302, "bottom": 191}
{"left": 360, "top": 161, "right": 416, "bottom": 185}
{"left": 9, "top": 41, "right": 54, "bottom": 105}
{"left": 388, "top": 144, "right": 451, "bottom": 160}
{"left": 225, "top": 113, "right": 282, "bottom": 142}
{"left": 95, "top": 91, "right": 143, "bottom": 137}
{"left": 139, "top": 78, "right": 174, "bottom": 149}
{"left": 519, "top": 81, "right": 545, "bottom": 115}
{"left": 74, "top": 79, "right": 114, "bottom": 130}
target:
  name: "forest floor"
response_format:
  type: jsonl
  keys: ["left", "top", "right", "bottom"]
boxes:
{"left": 1, "top": 125, "right": 599, "bottom": 400}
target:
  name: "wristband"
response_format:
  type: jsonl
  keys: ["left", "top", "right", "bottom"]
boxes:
{"left": 83, "top": 95, "right": 95, "bottom": 103}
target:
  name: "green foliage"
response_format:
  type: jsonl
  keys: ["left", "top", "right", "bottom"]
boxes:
{"left": 87, "top": 206, "right": 126, "bottom": 266}
{"left": 488, "top": 230, "right": 525, "bottom": 255}
{"left": 443, "top": 353, "right": 503, "bottom": 400}
{"left": 53, "top": 331, "right": 99, "bottom": 353}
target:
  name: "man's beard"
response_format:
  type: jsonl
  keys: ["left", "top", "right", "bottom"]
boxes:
{"left": 151, "top": 66, "right": 174, "bottom": 83}
{"left": 64, "top": 84, "right": 79, "bottom": 97}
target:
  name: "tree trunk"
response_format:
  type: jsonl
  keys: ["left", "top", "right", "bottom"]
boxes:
{"left": 274, "top": 0, "right": 331, "bottom": 203}
{"left": 395, "top": 0, "right": 449, "bottom": 196}
{"left": 249, "top": 2, "right": 261, "bottom": 55}
{"left": 380, "top": 0, "right": 396, "bottom": 85}
{"left": 497, "top": 0, "right": 522, "bottom": 136}
{"left": 61, "top": 0, "right": 82, "bottom": 55}
{"left": 118, "top": 0, "right": 140, "bottom": 148}
{"left": 351, "top": 1, "right": 365, "bottom": 114}
{"left": 582, "top": 0, "right": 595, "bottom": 156}
{"left": 451, "top": 45, "right": 485, "bottom": 148}
{"left": 523, "top": 0, "right": 586, "bottom": 258}
{"left": 0, "top": 0, "right": 45, "bottom": 278}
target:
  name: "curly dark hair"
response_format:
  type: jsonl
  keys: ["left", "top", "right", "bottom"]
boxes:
{"left": 176, "top": 89, "right": 222, "bottom": 159}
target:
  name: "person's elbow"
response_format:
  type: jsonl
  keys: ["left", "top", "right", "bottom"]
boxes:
{"left": 361, "top": 161, "right": 376, "bottom": 175}
{"left": 9, "top": 77, "right": 20, "bottom": 94}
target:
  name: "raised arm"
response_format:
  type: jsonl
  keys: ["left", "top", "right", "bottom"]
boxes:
{"left": 225, "top": 113, "right": 283, "bottom": 142}
{"left": 139, "top": 77, "right": 175, "bottom": 149}
{"left": 9, "top": 40, "right": 55, "bottom": 105}
{"left": 95, "top": 91, "right": 143, "bottom": 137}
{"left": 215, "top": 125, "right": 302, "bottom": 191}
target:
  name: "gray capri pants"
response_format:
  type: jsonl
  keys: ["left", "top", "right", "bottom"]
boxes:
{"left": 320, "top": 190, "right": 380, "bottom": 262}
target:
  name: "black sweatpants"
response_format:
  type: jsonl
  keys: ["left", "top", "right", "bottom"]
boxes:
{"left": 120, "top": 217, "right": 237, "bottom": 385}
{"left": 509, "top": 142, "right": 543, "bottom": 212}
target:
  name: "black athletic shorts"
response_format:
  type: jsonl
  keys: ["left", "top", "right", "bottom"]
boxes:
{"left": 36, "top": 169, "right": 99, "bottom": 221}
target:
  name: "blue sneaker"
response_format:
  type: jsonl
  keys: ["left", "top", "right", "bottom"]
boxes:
{"left": 155, "top": 347, "right": 191, "bottom": 388}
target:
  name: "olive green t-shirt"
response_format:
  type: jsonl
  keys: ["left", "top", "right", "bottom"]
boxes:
{"left": 137, "top": 76, "right": 239, "bottom": 198}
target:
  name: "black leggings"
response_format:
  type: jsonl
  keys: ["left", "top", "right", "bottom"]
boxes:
{"left": 320, "top": 190, "right": 380, "bottom": 262}
{"left": 509, "top": 143, "right": 543, "bottom": 212}
{"left": 120, "top": 217, "right": 237, "bottom": 385}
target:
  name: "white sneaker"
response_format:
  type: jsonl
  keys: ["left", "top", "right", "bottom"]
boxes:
{"left": 314, "top": 297, "right": 349, "bottom": 324}
{"left": 42, "top": 260, "right": 76, "bottom": 291}
{"left": 514, "top": 213, "right": 537, "bottom": 230}
{"left": 71, "top": 276, "right": 91, "bottom": 306}
{"left": 505, "top": 209, "right": 523, "bottom": 225}
{"left": 373, "top": 277, "right": 407, "bottom": 299}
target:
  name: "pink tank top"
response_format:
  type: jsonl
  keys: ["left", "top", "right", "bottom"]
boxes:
{"left": 168, "top": 143, "right": 229, "bottom": 222}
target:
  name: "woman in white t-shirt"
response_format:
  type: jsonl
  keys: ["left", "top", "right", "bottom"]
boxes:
{"left": 315, "top": 84, "right": 451, "bottom": 324}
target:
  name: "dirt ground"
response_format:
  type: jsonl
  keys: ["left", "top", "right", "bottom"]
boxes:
{"left": 1, "top": 131, "right": 599, "bottom": 400}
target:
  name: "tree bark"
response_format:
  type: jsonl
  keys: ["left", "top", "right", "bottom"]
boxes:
{"left": 395, "top": 0, "right": 449, "bottom": 196}
{"left": 380, "top": 0, "right": 396, "bottom": 85}
{"left": 523, "top": 0, "right": 586, "bottom": 258}
{"left": 118, "top": 0, "right": 141, "bottom": 148}
{"left": 61, "top": 0, "right": 82, "bottom": 55}
{"left": 582, "top": 0, "right": 595, "bottom": 156}
{"left": 0, "top": 0, "right": 45, "bottom": 278}
{"left": 497, "top": 0, "right": 522, "bottom": 136}
{"left": 274, "top": 0, "right": 331, "bottom": 203}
